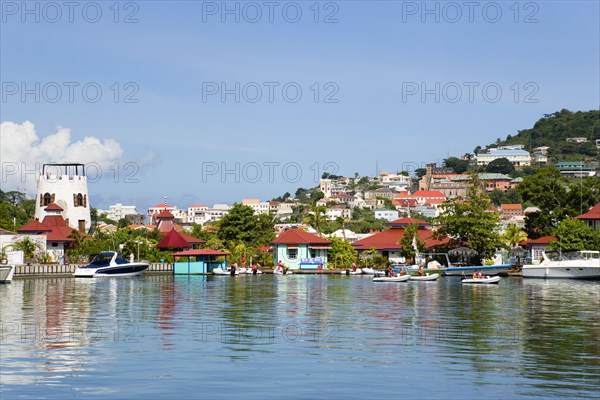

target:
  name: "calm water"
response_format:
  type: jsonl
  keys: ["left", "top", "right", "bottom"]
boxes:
{"left": 1, "top": 275, "right": 599, "bottom": 399}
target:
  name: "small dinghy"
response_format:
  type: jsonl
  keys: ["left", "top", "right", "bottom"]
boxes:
{"left": 361, "top": 268, "right": 384, "bottom": 275}
{"left": 341, "top": 269, "right": 363, "bottom": 275}
{"left": 461, "top": 276, "right": 501, "bottom": 284}
{"left": 373, "top": 274, "right": 410, "bottom": 282}
{"left": 409, "top": 274, "right": 439, "bottom": 281}
{"left": 213, "top": 268, "right": 240, "bottom": 275}
{"left": 273, "top": 269, "right": 293, "bottom": 275}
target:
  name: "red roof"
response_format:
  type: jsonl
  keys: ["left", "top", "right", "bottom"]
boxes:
{"left": 352, "top": 227, "right": 449, "bottom": 251}
{"left": 46, "top": 226, "right": 75, "bottom": 242}
{"left": 41, "top": 215, "right": 68, "bottom": 227}
{"left": 272, "top": 228, "right": 331, "bottom": 245}
{"left": 172, "top": 249, "right": 230, "bottom": 256}
{"left": 18, "top": 220, "right": 52, "bottom": 233}
{"left": 577, "top": 203, "right": 600, "bottom": 220}
{"left": 155, "top": 209, "right": 175, "bottom": 219}
{"left": 521, "top": 236, "right": 557, "bottom": 245}
{"left": 44, "top": 203, "right": 63, "bottom": 211}
{"left": 393, "top": 198, "right": 418, "bottom": 207}
{"left": 501, "top": 204, "right": 523, "bottom": 211}
{"left": 151, "top": 202, "right": 172, "bottom": 209}
{"left": 424, "top": 198, "right": 445, "bottom": 205}
{"left": 179, "top": 232, "right": 206, "bottom": 244}
{"left": 387, "top": 218, "right": 430, "bottom": 227}
{"left": 156, "top": 229, "right": 192, "bottom": 249}
{"left": 412, "top": 190, "right": 446, "bottom": 198}
{"left": 188, "top": 204, "right": 207, "bottom": 208}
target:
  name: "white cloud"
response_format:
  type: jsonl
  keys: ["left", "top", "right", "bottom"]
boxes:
{"left": 1, "top": 120, "right": 125, "bottom": 193}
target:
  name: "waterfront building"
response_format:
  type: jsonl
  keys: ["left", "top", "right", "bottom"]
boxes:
{"left": 34, "top": 163, "right": 91, "bottom": 232}
{"left": 520, "top": 236, "right": 557, "bottom": 263}
{"left": 352, "top": 218, "right": 449, "bottom": 263}
{"left": 172, "top": 249, "right": 230, "bottom": 274}
{"left": 271, "top": 227, "right": 331, "bottom": 270}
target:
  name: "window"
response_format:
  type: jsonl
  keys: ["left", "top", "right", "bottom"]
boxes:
{"left": 74, "top": 193, "right": 83, "bottom": 207}
{"left": 43, "top": 193, "right": 52, "bottom": 206}
{"left": 287, "top": 248, "right": 297, "bottom": 259}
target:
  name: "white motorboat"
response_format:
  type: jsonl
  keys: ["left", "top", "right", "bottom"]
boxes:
{"left": 245, "top": 268, "right": 262, "bottom": 274}
{"left": 0, "top": 265, "right": 15, "bottom": 283}
{"left": 340, "top": 269, "right": 363, "bottom": 275}
{"left": 373, "top": 274, "right": 410, "bottom": 282}
{"left": 522, "top": 251, "right": 600, "bottom": 279}
{"left": 461, "top": 276, "right": 501, "bottom": 284}
{"left": 409, "top": 274, "right": 439, "bottom": 281}
{"left": 73, "top": 252, "right": 149, "bottom": 278}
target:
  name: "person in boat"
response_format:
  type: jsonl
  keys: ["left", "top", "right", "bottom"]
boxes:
{"left": 352, "top": 262, "right": 357, "bottom": 272}
{"left": 230, "top": 263, "right": 237, "bottom": 276}
{"left": 283, "top": 264, "right": 289, "bottom": 274}
{"left": 417, "top": 265, "right": 425, "bottom": 276}
{"left": 387, "top": 266, "right": 394, "bottom": 277}
{"left": 472, "top": 270, "right": 479, "bottom": 279}
{"left": 477, "top": 270, "right": 483, "bottom": 279}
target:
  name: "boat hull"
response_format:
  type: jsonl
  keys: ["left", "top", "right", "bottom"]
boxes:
{"left": 443, "top": 265, "right": 510, "bottom": 276}
{"left": 409, "top": 274, "right": 439, "bottom": 281}
{"left": 373, "top": 275, "right": 410, "bottom": 282}
{"left": 74, "top": 263, "right": 149, "bottom": 278}
{"left": 0, "top": 265, "right": 15, "bottom": 283}
{"left": 341, "top": 270, "right": 362, "bottom": 275}
{"left": 522, "top": 265, "right": 600, "bottom": 279}
{"left": 461, "top": 276, "right": 501, "bottom": 284}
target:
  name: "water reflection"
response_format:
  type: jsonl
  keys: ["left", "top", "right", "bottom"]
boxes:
{"left": 1, "top": 276, "right": 598, "bottom": 399}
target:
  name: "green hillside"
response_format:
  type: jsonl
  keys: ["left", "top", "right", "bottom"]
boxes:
{"left": 479, "top": 109, "right": 600, "bottom": 160}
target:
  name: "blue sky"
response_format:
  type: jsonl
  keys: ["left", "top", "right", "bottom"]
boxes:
{"left": 1, "top": 0, "right": 599, "bottom": 211}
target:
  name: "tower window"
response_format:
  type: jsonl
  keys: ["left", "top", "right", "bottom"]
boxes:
{"left": 43, "top": 193, "right": 52, "bottom": 206}
{"left": 74, "top": 193, "right": 83, "bottom": 207}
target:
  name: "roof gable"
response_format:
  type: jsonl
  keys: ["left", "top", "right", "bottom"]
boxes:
{"left": 272, "top": 228, "right": 331, "bottom": 245}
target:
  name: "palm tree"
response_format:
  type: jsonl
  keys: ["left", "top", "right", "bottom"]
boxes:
{"left": 335, "top": 215, "right": 350, "bottom": 240}
{"left": 9, "top": 237, "right": 42, "bottom": 264}
{"left": 503, "top": 224, "right": 528, "bottom": 248}
{"left": 304, "top": 205, "right": 327, "bottom": 236}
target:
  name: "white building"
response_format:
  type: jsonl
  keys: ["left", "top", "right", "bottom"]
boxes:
{"left": 566, "top": 137, "right": 588, "bottom": 143}
{"left": 325, "top": 206, "right": 352, "bottom": 220}
{"left": 374, "top": 209, "right": 399, "bottom": 221}
{"left": 242, "top": 199, "right": 271, "bottom": 214}
{"left": 148, "top": 202, "right": 178, "bottom": 224}
{"left": 476, "top": 149, "right": 532, "bottom": 167}
{"left": 34, "top": 163, "right": 91, "bottom": 232}
{"left": 108, "top": 203, "right": 139, "bottom": 221}
{"left": 188, "top": 204, "right": 231, "bottom": 225}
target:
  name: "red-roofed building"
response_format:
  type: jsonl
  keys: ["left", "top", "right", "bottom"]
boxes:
{"left": 172, "top": 248, "right": 230, "bottom": 274}
{"left": 17, "top": 205, "right": 75, "bottom": 263}
{"left": 272, "top": 227, "right": 331, "bottom": 270}
{"left": 520, "top": 236, "right": 557, "bottom": 262}
{"left": 500, "top": 204, "right": 524, "bottom": 220}
{"left": 576, "top": 203, "right": 600, "bottom": 230}
{"left": 156, "top": 228, "right": 202, "bottom": 249}
{"left": 352, "top": 219, "right": 449, "bottom": 263}
{"left": 155, "top": 209, "right": 183, "bottom": 234}
{"left": 148, "top": 202, "right": 178, "bottom": 224}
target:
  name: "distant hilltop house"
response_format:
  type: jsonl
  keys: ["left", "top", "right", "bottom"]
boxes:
{"left": 107, "top": 203, "right": 144, "bottom": 225}
{"left": 475, "top": 148, "right": 532, "bottom": 168}
{"left": 554, "top": 161, "right": 596, "bottom": 177}
{"left": 566, "top": 137, "right": 588, "bottom": 143}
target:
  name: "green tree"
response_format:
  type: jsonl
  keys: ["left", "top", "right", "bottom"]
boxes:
{"left": 503, "top": 224, "right": 528, "bottom": 248}
{"left": 304, "top": 205, "right": 327, "bottom": 236}
{"left": 485, "top": 158, "right": 515, "bottom": 175}
{"left": 398, "top": 224, "right": 426, "bottom": 263}
{"left": 217, "top": 204, "right": 275, "bottom": 247}
{"left": 7, "top": 237, "right": 43, "bottom": 263}
{"left": 335, "top": 214, "right": 350, "bottom": 240}
{"left": 328, "top": 237, "right": 358, "bottom": 268}
{"left": 548, "top": 218, "right": 600, "bottom": 251}
{"left": 444, "top": 157, "right": 470, "bottom": 174}
{"left": 435, "top": 176, "right": 504, "bottom": 263}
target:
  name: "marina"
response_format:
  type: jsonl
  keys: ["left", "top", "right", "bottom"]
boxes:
{"left": 1, "top": 275, "right": 598, "bottom": 399}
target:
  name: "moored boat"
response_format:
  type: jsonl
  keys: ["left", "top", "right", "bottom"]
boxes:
{"left": 409, "top": 274, "right": 439, "bottom": 281}
{"left": 361, "top": 267, "right": 384, "bottom": 275}
{"left": 273, "top": 269, "right": 293, "bottom": 275}
{"left": 341, "top": 269, "right": 363, "bottom": 275}
{"left": 461, "top": 276, "right": 501, "bottom": 284}
{"left": 212, "top": 268, "right": 240, "bottom": 275}
{"left": 522, "top": 251, "right": 600, "bottom": 279}
{"left": 373, "top": 274, "right": 410, "bottom": 282}
{"left": 73, "top": 252, "right": 149, "bottom": 278}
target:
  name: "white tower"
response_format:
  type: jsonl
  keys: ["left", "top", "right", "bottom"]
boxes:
{"left": 34, "top": 163, "right": 91, "bottom": 233}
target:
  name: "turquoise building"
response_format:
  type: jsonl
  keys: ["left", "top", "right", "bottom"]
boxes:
{"left": 173, "top": 249, "right": 230, "bottom": 274}
{"left": 272, "top": 227, "right": 331, "bottom": 270}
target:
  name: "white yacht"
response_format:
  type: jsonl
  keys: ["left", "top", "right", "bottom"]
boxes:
{"left": 0, "top": 264, "right": 15, "bottom": 283}
{"left": 522, "top": 251, "right": 600, "bottom": 279}
{"left": 73, "top": 252, "right": 149, "bottom": 278}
